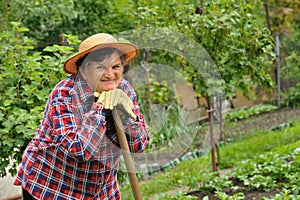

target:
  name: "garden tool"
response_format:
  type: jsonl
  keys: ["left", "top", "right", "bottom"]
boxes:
{"left": 113, "top": 108, "right": 143, "bottom": 200}
{"left": 94, "top": 90, "right": 142, "bottom": 200}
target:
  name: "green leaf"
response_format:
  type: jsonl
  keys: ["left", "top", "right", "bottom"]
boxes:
{"left": 3, "top": 100, "right": 12, "bottom": 107}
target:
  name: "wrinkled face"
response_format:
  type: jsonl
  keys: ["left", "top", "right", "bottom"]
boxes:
{"left": 80, "top": 51, "right": 123, "bottom": 92}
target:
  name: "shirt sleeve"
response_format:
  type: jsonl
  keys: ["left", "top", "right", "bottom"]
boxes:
{"left": 48, "top": 90, "right": 108, "bottom": 161}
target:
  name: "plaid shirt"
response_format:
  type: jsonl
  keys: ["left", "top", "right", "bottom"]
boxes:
{"left": 14, "top": 75, "right": 149, "bottom": 199}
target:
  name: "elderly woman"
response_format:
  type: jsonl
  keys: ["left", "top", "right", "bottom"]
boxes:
{"left": 14, "top": 33, "right": 150, "bottom": 200}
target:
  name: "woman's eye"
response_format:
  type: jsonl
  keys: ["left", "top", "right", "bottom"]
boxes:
{"left": 96, "top": 65, "right": 105, "bottom": 70}
{"left": 112, "top": 65, "right": 121, "bottom": 69}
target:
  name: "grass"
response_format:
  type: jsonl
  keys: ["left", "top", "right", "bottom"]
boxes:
{"left": 217, "top": 121, "right": 299, "bottom": 168}
{"left": 120, "top": 119, "right": 300, "bottom": 199}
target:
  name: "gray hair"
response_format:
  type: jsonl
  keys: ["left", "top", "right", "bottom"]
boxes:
{"left": 76, "top": 47, "right": 125, "bottom": 72}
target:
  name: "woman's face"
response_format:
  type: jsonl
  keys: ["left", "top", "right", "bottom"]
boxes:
{"left": 80, "top": 51, "right": 123, "bottom": 92}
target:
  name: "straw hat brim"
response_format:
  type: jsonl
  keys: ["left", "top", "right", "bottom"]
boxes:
{"left": 64, "top": 43, "right": 138, "bottom": 75}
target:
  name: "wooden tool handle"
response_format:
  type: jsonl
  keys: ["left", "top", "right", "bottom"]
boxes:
{"left": 113, "top": 109, "right": 143, "bottom": 200}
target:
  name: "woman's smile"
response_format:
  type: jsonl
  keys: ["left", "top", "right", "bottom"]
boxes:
{"left": 80, "top": 51, "right": 123, "bottom": 92}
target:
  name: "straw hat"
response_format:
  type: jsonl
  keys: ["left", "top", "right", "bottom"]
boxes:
{"left": 64, "top": 33, "right": 139, "bottom": 75}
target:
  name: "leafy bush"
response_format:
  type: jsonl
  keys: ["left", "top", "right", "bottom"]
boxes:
{"left": 0, "top": 22, "right": 77, "bottom": 176}
{"left": 230, "top": 151, "right": 300, "bottom": 192}
{"left": 282, "top": 82, "right": 300, "bottom": 107}
{"left": 225, "top": 104, "right": 278, "bottom": 121}
{"left": 215, "top": 191, "right": 245, "bottom": 200}
{"left": 191, "top": 151, "right": 300, "bottom": 198}
{"left": 260, "top": 188, "right": 300, "bottom": 200}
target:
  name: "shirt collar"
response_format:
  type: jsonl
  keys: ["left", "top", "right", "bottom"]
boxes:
{"left": 70, "top": 74, "right": 94, "bottom": 104}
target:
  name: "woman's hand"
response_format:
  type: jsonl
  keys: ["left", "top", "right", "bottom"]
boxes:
{"left": 94, "top": 89, "right": 136, "bottom": 120}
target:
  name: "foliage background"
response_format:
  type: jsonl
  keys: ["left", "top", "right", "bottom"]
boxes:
{"left": 0, "top": 0, "right": 299, "bottom": 177}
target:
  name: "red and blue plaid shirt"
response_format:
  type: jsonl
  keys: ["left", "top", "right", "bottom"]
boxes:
{"left": 14, "top": 75, "right": 150, "bottom": 199}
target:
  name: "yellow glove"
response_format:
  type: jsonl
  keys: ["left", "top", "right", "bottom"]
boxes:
{"left": 94, "top": 89, "right": 136, "bottom": 120}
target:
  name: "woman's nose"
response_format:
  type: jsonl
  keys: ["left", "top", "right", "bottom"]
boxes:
{"left": 103, "top": 67, "right": 114, "bottom": 77}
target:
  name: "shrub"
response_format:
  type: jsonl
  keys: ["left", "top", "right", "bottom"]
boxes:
{"left": 0, "top": 22, "right": 77, "bottom": 176}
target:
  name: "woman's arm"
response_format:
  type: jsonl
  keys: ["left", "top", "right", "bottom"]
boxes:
{"left": 48, "top": 88, "right": 108, "bottom": 161}
{"left": 117, "top": 79, "right": 150, "bottom": 153}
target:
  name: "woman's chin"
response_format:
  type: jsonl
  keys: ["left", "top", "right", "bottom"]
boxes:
{"left": 98, "top": 80, "right": 120, "bottom": 91}
{"left": 102, "top": 86, "right": 117, "bottom": 91}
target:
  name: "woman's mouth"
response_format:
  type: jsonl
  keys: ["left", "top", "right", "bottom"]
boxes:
{"left": 101, "top": 79, "right": 115, "bottom": 83}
